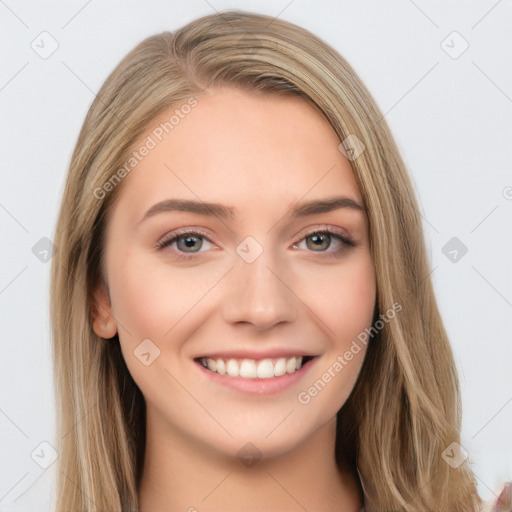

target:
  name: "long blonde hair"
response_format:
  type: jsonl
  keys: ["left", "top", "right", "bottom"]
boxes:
{"left": 50, "top": 10, "right": 483, "bottom": 511}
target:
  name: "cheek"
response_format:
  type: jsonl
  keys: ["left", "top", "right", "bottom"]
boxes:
{"left": 106, "top": 253, "right": 202, "bottom": 404}
{"left": 106, "top": 252, "right": 231, "bottom": 393}
{"left": 107, "top": 252, "right": 224, "bottom": 340}
{"left": 295, "top": 253, "right": 376, "bottom": 344}
{"left": 292, "top": 256, "right": 375, "bottom": 413}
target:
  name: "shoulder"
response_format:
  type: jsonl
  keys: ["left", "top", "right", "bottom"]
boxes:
{"left": 355, "top": 481, "right": 511, "bottom": 511}
{"left": 485, "top": 481, "right": 511, "bottom": 512}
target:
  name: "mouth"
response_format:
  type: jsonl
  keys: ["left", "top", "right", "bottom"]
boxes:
{"left": 195, "top": 355, "right": 315, "bottom": 379}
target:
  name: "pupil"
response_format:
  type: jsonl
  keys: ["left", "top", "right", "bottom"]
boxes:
{"left": 180, "top": 236, "right": 201, "bottom": 251}
{"left": 309, "top": 234, "right": 329, "bottom": 251}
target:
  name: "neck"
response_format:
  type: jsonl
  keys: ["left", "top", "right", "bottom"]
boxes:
{"left": 137, "top": 406, "right": 363, "bottom": 512}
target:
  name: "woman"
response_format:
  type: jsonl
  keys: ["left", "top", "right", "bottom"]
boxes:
{"left": 50, "top": 10, "right": 505, "bottom": 511}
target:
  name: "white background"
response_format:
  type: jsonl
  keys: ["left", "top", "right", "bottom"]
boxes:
{"left": 1, "top": 1, "right": 511, "bottom": 510}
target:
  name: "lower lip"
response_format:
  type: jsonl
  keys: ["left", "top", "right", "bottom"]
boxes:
{"left": 195, "top": 358, "right": 317, "bottom": 395}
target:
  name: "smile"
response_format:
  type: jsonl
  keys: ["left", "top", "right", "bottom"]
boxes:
{"left": 198, "top": 356, "right": 313, "bottom": 379}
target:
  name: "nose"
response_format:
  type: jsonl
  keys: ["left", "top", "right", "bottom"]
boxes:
{"left": 222, "top": 242, "right": 299, "bottom": 331}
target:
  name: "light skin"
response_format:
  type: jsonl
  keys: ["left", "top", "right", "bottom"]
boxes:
{"left": 93, "top": 86, "right": 376, "bottom": 511}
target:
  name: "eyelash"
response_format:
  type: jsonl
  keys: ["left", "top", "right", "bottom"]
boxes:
{"left": 155, "top": 226, "right": 356, "bottom": 262}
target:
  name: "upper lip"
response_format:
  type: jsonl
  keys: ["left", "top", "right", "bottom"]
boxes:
{"left": 194, "top": 349, "right": 318, "bottom": 360}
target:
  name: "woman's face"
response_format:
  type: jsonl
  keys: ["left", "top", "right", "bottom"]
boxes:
{"left": 94, "top": 86, "right": 376, "bottom": 458}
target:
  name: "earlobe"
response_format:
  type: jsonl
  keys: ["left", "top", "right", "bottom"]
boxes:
{"left": 92, "top": 318, "right": 117, "bottom": 339}
{"left": 91, "top": 280, "right": 118, "bottom": 339}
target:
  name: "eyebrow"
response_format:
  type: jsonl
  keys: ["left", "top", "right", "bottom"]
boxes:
{"left": 137, "top": 196, "right": 365, "bottom": 226}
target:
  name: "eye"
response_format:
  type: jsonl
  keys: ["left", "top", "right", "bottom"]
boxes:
{"left": 292, "top": 227, "right": 355, "bottom": 257}
{"left": 156, "top": 229, "right": 215, "bottom": 260}
{"left": 156, "top": 226, "right": 356, "bottom": 261}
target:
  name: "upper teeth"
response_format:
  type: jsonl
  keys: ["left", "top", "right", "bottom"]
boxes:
{"left": 199, "top": 356, "right": 304, "bottom": 379}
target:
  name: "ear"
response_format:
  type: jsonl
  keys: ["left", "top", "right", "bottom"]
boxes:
{"left": 91, "top": 279, "right": 118, "bottom": 339}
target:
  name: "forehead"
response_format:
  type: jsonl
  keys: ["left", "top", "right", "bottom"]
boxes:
{"left": 110, "top": 86, "right": 363, "bottom": 222}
